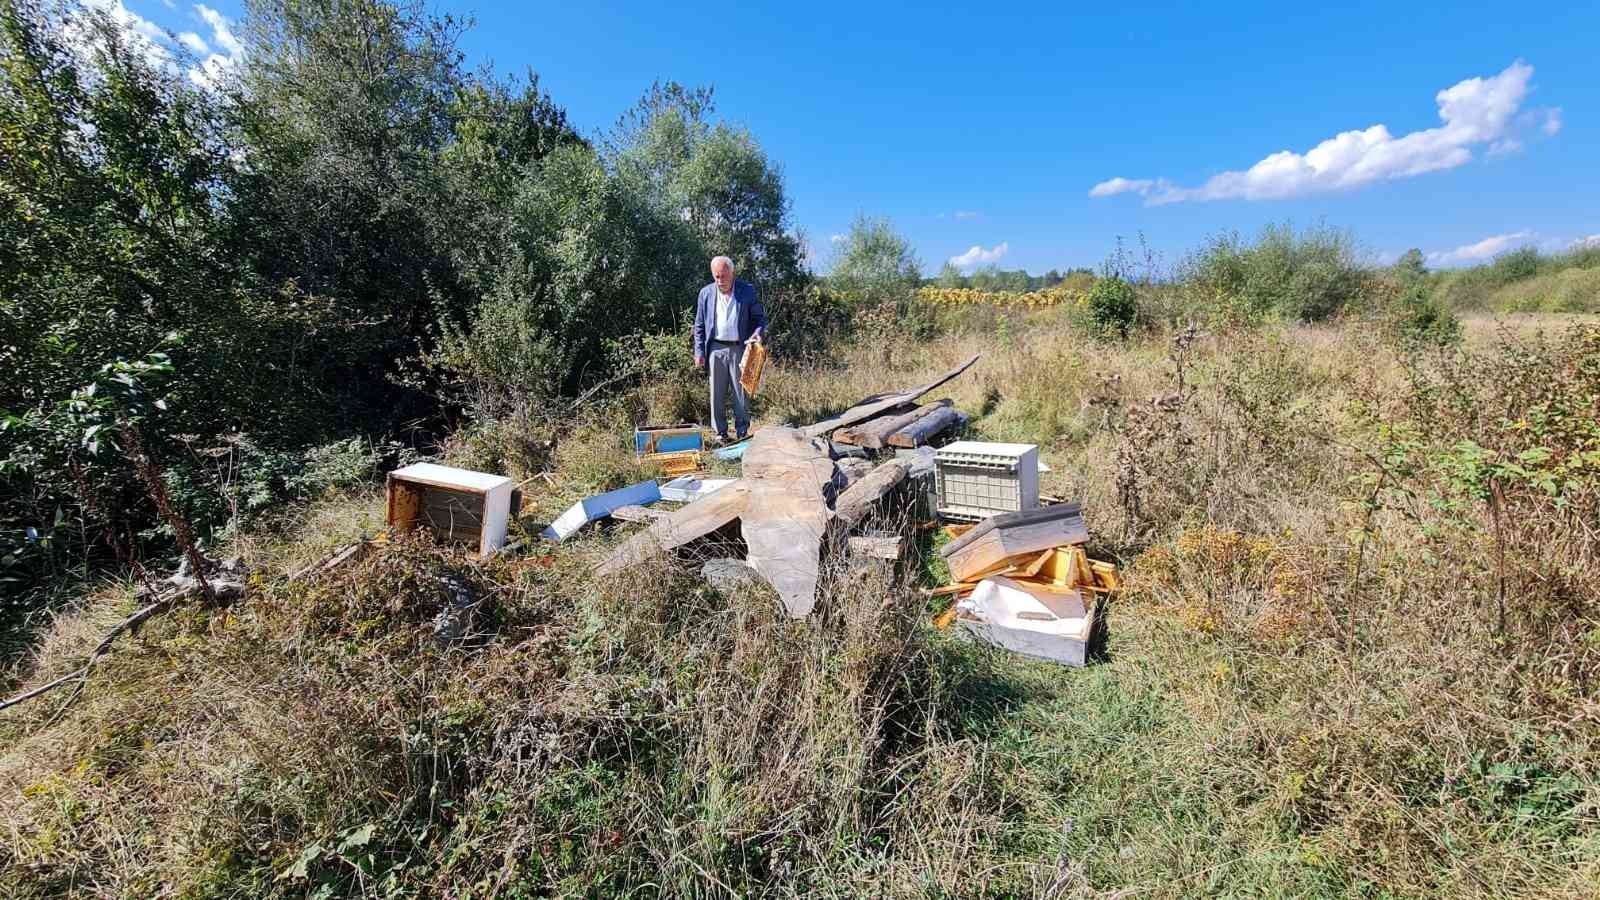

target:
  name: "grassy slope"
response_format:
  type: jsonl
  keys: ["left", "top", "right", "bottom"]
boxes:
{"left": 2, "top": 312, "right": 1597, "bottom": 898}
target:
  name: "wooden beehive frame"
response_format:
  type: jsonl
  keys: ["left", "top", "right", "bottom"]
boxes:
{"left": 739, "top": 340, "right": 768, "bottom": 396}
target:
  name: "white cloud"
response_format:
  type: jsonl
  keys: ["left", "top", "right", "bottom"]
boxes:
{"left": 829, "top": 233, "right": 845, "bottom": 243}
{"left": 1489, "top": 138, "right": 1522, "bottom": 156}
{"left": 1088, "top": 177, "right": 1155, "bottom": 198}
{"left": 1092, "top": 62, "right": 1541, "bottom": 205}
{"left": 1573, "top": 234, "right": 1600, "bottom": 249}
{"left": 1543, "top": 107, "right": 1564, "bottom": 136}
{"left": 187, "top": 5, "right": 244, "bottom": 91}
{"left": 76, "top": 0, "right": 174, "bottom": 68}
{"left": 953, "top": 210, "right": 981, "bottom": 220}
{"left": 196, "top": 4, "right": 244, "bottom": 57}
{"left": 1426, "top": 230, "right": 1533, "bottom": 266}
{"left": 177, "top": 30, "right": 209, "bottom": 54}
{"left": 949, "top": 242, "right": 1009, "bottom": 269}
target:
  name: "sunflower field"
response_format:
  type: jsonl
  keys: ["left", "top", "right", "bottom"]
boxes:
{"left": 915, "top": 285, "right": 1091, "bottom": 309}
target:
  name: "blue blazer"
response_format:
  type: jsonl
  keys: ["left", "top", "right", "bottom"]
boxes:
{"left": 692, "top": 279, "right": 768, "bottom": 362}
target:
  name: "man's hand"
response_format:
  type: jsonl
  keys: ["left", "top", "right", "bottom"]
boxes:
{"left": 694, "top": 356, "right": 705, "bottom": 370}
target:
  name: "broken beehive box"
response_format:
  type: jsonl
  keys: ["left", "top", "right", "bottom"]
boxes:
{"left": 387, "top": 463, "right": 514, "bottom": 558}
{"left": 543, "top": 479, "right": 661, "bottom": 542}
{"left": 940, "top": 502, "right": 1088, "bottom": 583}
{"left": 634, "top": 424, "right": 704, "bottom": 455}
{"left": 641, "top": 449, "right": 703, "bottom": 476}
{"left": 956, "top": 575, "right": 1095, "bottom": 667}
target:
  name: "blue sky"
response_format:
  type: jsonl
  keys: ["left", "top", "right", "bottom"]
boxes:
{"left": 123, "top": 0, "right": 1598, "bottom": 275}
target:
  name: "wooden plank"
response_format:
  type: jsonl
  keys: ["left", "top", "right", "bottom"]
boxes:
{"left": 1021, "top": 548, "right": 1055, "bottom": 578}
{"left": 929, "top": 582, "right": 977, "bottom": 597}
{"left": 803, "top": 355, "right": 980, "bottom": 438}
{"left": 832, "top": 459, "right": 911, "bottom": 529}
{"left": 947, "top": 514, "right": 1090, "bottom": 583}
{"left": 846, "top": 401, "right": 951, "bottom": 449}
{"left": 939, "top": 502, "right": 1085, "bottom": 559}
{"left": 932, "top": 605, "right": 959, "bottom": 630}
{"left": 886, "top": 407, "right": 967, "bottom": 448}
{"left": 834, "top": 403, "right": 918, "bottom": 446}
{"left": 595, "top": 483, "right": 751, "bottom": 575}
{"left": 848, "top": 534, "right": 903, "bottom": 560}
{"left": 741, "top": 428, "right": 837, "bottom": 618}
{"left": 1090, "top": 560, "right": 1120, "bottom": 590}
{"left": 611, "top": 504, "right": 671, "bottom": 523}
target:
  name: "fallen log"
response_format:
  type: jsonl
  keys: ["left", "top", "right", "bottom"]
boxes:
{"left": 835, "top": 402, "right": 918, "bottom": 446}
{"left": 740, "top": 428, "right": 836, "bottom": 618}
{"left": 288, "top": 540, "right": 369, "bottom": 583}
{"left": 840, "top": 400, "right": 951, "bottom": 449}
{"left": 886, "top": 407, "right": 968, "bottom": 448}
{"left": 833, "top": 458, "right": 912, "bottom": 529}
{"left": 804, "top": 355, "right": 979, "bottom": 438}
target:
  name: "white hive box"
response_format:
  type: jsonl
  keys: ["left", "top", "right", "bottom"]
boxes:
{"left": 956, "top": 576, "right": 1093, "bottom": 667}
{"left": 934, "top": 441, "right": 1040, "bottom": 521}
{"left": 386, "top": 463, "right": 514, "bottom": 558}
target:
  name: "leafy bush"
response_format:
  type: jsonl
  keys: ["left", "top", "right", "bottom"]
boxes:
{"left": 1085, "top": 277, "right": 1138, "bottom": 339}
{"left": 1175, "top": 223, "right": 1372, "bottom": 323}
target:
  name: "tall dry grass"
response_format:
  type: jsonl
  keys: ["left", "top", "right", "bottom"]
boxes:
{"left": 2, "top": 308, "right": 1598, "bottom": 897}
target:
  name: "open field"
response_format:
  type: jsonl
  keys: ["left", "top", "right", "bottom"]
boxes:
{"left": 4, "top": 310, "right": 1597, "bottom": 898}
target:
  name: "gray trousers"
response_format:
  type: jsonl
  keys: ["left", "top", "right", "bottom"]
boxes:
{"left": 707, "top": 340, "right": 749, "bottom": 438}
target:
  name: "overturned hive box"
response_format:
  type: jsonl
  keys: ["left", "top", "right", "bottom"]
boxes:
{"left": 386, "top": 463, "right": 514, "bottom": 558}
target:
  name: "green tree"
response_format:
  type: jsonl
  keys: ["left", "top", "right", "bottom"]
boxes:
{"left": 608, "top": 82, "right": 806, "bottom": 292}
{"left": 0, "top": 0, "right": 305, "bottom": 591}
{"left": 229, "top": 0, "right": 504, "bottom": 425}
{"left": 432, "top": 143, "right": 703, "bottom": 409}
{"left": 827, "top": 214, "right": 921, "bottom": 303}
{"left": 999, "top": 269, "right": 1031, "bottom": 292}
{"left": 935, "top": 261, "right": 966, "bottom": 288}
{"left": 1394, "top": 248, "right": 1427, "bottom": 281}
{"left": 968, "top": 264, "right": 1001, "bottom": 292}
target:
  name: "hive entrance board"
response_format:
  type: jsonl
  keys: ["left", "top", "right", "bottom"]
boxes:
{"left": 386, "top": 463, "right": 513, "bottom": 558}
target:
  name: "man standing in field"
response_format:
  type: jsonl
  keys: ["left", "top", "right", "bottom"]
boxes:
{"left": 693, "top": 256, "right": 767, "bottom": 443}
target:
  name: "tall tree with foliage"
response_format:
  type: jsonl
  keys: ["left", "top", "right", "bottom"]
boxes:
{"left": 827, "top": 213, "right": 921, "bottom": 304}
{"left": 607, "top": 82, "right": 806, "bottom": 292}
{"left": 0, "top": 0, "right": 308, "bottom": 591}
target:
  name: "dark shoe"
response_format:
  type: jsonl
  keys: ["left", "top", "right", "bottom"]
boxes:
{"left": 711, "top": 434, "right": 730, "bottom": 447}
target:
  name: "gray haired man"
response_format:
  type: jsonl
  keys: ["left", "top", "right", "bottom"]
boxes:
{"left": 692, "top": 256, "right": 768, "bottom": 443}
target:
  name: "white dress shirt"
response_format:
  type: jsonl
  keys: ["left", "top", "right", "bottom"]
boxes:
{"left": 714, "top": 288, "right": 739, "bottom": 341}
